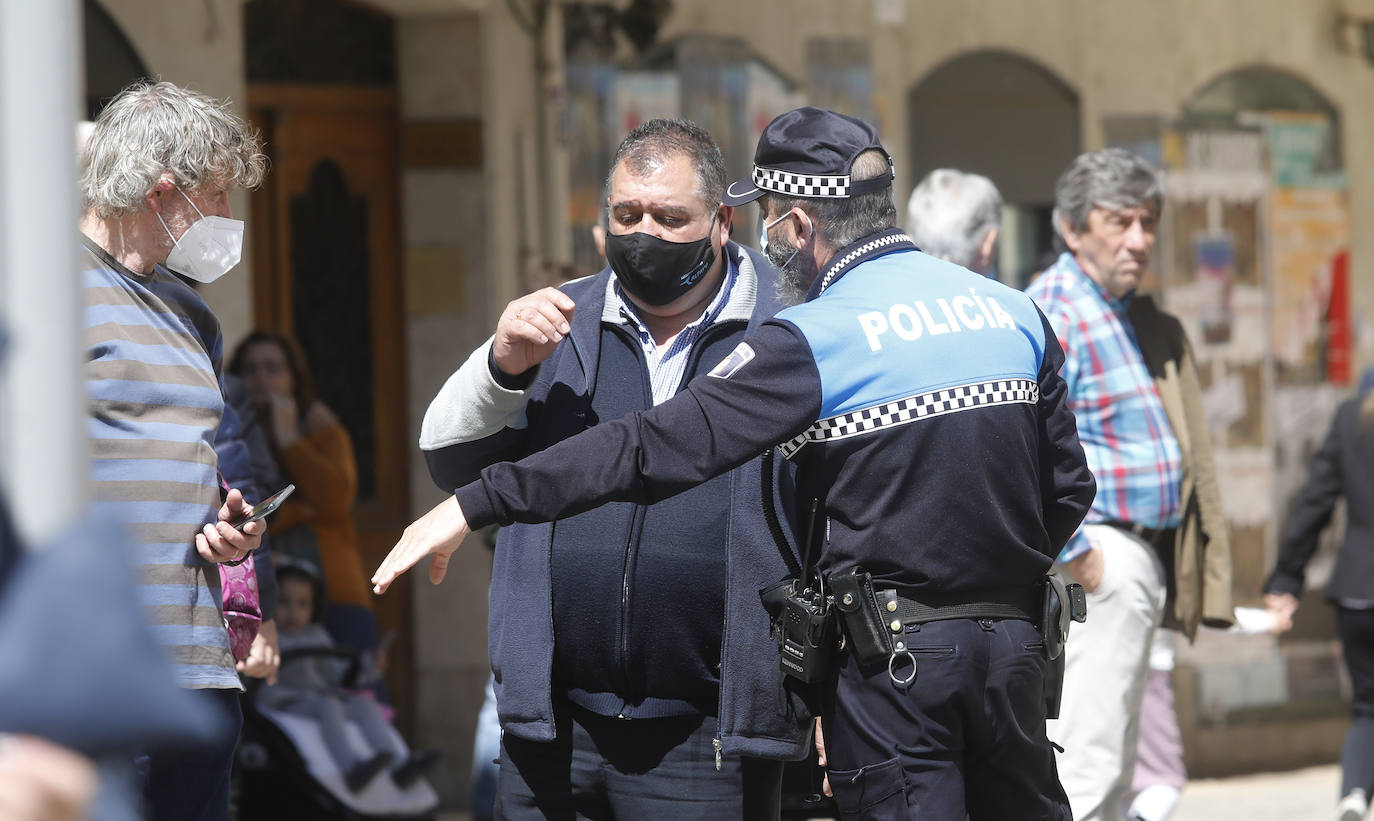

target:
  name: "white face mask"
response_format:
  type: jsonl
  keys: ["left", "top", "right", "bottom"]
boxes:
{"left": 157, "top": 188, "right": 244, "bottom": 283}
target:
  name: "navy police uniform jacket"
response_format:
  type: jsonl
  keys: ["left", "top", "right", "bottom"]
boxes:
{"left": 457, "top": 229, "right": 1094, "bottom": 601}
{"left": 424, "top": 242, "right": 814, "bottom": 761}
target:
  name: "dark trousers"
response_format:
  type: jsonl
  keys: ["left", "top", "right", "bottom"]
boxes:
{"left": 142, "top": 687, "right": 242, "bottom": 821}
{"left": 496, "top": 703, "right": 783, "bottom": 820}
{"left": 1337, "top": 607, "right": 1374, "bottom": 796}
{"left": 822, "top": 618, "right": 1070, "bottom": 821}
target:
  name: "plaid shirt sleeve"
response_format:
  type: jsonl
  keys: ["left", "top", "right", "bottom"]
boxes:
{"left": 1035, "top": 292, "right": 1093, "bottom": 563}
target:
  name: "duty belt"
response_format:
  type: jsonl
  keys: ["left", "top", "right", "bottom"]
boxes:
{"left": 888, "top": 586, "right": 1040, "bottom": 628}
{"left": 831, "top": 568, "right": 1050, "bottom": 687}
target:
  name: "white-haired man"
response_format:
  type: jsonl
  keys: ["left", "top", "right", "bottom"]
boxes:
{"left": 905, "top": 168, "right": 1002, "bottom": 276}
{"left": 78, "top": 80, "right": 268, "bottom": 821}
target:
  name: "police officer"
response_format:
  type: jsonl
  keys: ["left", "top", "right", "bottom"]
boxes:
{"left": 375, "top": 107, "right": 1095, "bottom": 820}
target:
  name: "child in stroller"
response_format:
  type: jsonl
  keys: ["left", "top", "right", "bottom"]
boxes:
{"left": 265, "top": 559, "right": 439, "bottom": 791}
{"left": 237, "top": 557, "right": 440, "bottom": 819}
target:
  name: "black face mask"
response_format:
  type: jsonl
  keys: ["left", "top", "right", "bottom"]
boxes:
{"left": 605, "top": 215, "right": 717, "bottom": 306}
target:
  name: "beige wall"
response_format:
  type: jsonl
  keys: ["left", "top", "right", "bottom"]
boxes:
{"left": 398, "top": 1, "right": 570, "bottom": 806}
{"left": 397, "top": 10, "right": 491, "bottom": 807}
{"left": 94, "top": 0, "right": 257, "bottom": 350}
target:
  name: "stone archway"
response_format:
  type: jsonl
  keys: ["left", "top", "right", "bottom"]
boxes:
{"left": 907, "top": 50, "right": 1080, "bottom": 286}
{"left": 1185, "top": 65, "right": 1342, "bottom": 171}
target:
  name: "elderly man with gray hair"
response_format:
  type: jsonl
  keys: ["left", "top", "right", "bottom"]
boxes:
{"left": 78, "top": 80, "right": 269, "bottom": 821}
{"left": 1026, "top": 148, "right": 1232, "bottom": 821}
{"left": 905, "top": 168, "right": 1002, "bottom": 276}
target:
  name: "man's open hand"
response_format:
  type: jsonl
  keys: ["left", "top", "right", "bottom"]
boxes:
{"left": 372, "top": 495, "right": 472, "bottom": 594}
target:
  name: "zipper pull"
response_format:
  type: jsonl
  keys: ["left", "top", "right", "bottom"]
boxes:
{"left": 713, "top": 737, "right": 723, "bottom": 771}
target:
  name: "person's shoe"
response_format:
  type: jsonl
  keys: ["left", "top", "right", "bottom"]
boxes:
{"left": 345, "top": 751, "right": 395, "bottom": 793}
{"left": 392, "top": 748, "right": 443, "bottom": 789}
{"left": 1337, "top": 788, "right": 1368, "bottom": 821}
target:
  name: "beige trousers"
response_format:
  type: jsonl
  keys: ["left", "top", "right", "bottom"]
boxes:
{"left": 1047, "top": 524, "right": 1167, "bottom": 821}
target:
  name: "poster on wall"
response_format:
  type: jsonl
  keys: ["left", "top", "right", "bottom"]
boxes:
{"left": 1248, "top": 110, "right": 1347, "bottom": 190}
{"left": 1268, "top": 186, "right": 1351, "bottom": 385}
{"left": 1254, "top": 109, "right": 1352, "bottom": 388}
{"left": 612, "top": 70, "right": 680, "bottom": 139}
{"left": 1193, "top": 232, "right": 1236, "bottom": 346}
{"left": 804, "top": 38, "right": 874, "bottom": 128}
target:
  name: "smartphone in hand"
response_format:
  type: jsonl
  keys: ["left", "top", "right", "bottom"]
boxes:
{"left": 229, "top": 484, "right": 295, "bottom": 532}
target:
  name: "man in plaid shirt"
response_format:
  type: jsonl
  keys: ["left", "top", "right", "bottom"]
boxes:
{"left": 1027, "top": 148, "right": 1230, "bottom": 821}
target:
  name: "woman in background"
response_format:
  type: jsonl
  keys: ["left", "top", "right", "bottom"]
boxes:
{"left": 1264, "top": 367, "right": 1374, "bottom": 821}
{"left": 229, "top": 331, "right": 377, "bottom": 653}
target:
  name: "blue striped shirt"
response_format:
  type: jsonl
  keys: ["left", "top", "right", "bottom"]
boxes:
{"left": 610, "top": 256, "right": 740, "bottom": 406}
{"left": 80, "top": 238, "right": 238, "bottom": 689}
{"left": 1026, "top": 253, "right": 1183, "bottom": 562}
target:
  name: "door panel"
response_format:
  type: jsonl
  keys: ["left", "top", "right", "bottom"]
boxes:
{"left": 248, "top": 86, "right": 412, "bottom": 723}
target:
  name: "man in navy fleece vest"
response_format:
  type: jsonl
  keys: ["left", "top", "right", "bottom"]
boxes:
{"left": 414, "top": 118, "right": 804, "bottom": 818}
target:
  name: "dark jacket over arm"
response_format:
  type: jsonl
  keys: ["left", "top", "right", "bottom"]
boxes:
{"left": 1266, "top": 393, "right": 1374, "bottom": 601}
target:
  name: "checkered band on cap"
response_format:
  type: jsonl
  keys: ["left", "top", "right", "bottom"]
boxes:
{"left": 753, "top": 166, "right": 852, "bottom": 198}
{"left": 777, "top": 379, "right": 1040, "bottom": 459}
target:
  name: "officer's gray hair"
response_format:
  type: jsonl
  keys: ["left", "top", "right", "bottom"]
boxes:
{"left": 1051, "top": 148, "right": 1161, "bottom": 243}
{"left": 761, "top": 149, "right": 898, "bottom": 249}
{"left": 905, "top": 169, "right": 1002, "bottom": 270}
{"left": 607, "top": 118, "right": 726, "bottom": 215}
{"left": 81, "top": 81, "right": 267, "bottom": 218}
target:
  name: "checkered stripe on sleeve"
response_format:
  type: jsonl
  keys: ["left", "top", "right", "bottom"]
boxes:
{"left": 777, "top": 378, "right": 1039, "bottom": 459}
{"left": 754, "top": 166, "right": 851, "bottom": 198}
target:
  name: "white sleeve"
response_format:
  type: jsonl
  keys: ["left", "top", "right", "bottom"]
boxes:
{"left": 418, "top": 335, "right": 533, "bottom": 451}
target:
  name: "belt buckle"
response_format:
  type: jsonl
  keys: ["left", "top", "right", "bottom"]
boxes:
{"left": 1129, "top": 522, "right": 1147, "bottom": 538}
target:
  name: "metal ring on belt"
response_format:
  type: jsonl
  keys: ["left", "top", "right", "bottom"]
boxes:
{"left": 888, "top": 651, "right": 917, "bottom": 687}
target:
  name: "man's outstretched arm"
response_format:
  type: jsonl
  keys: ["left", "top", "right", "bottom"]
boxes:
{"left": 373, "top": 322, "right": 821, "bottom": 594}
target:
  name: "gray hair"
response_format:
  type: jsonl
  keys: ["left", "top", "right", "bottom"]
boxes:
{"left": 606, "top": 118, "right": 726, "bottom": 214}
{"left": 1052, "top": 148, "right": 1161, "bottom": 242}
{"left": 81, "top": 81, "right": 267, "bottom": 218}
{"left": 905, "top": 169, "right": 1002, "bottom": 269}
{"left": 760, "top": 149, "right": 897, "bottom": 249}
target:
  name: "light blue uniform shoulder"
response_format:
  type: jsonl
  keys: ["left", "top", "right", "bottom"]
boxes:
{"left": 778, "top": 250, "right": 1047, "bottom": 418}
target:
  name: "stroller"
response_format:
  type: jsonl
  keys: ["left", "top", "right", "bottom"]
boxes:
{"left": 235, "top": 645, "right": 440, "bottom": 821}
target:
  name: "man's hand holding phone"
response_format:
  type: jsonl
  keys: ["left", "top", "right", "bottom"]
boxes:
{"left": 197, "top": 487, "right": 266, "bottom": 564}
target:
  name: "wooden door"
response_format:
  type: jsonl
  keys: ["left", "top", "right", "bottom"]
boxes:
{"left": 247, "top": 86, "right": 413, "bottom": 722}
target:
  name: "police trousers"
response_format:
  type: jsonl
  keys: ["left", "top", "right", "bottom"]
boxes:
{"left": 821, "top": 617, "right": 1070, "bottom": 821}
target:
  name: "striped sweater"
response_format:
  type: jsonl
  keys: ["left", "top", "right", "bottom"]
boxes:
{"left": 80, "top": 238, "right": 238, "bottom": 689}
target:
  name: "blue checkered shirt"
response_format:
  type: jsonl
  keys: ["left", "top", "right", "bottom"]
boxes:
{"left": 1026, "top": 253, "right": 1183, "bottom": 562}
{"left": 610, "top": 256, "right": 740, "bottom": 406}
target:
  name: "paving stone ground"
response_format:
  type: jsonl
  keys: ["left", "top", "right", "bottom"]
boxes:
{"left": 1171, "top": 763, "right": 1339, "bottom": 821}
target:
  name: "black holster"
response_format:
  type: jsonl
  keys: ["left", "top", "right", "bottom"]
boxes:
{"left": 829, "top": 566, "right": 897, "bottom": 668}
{"left": 1040, "top": 573, "right": 1087, "bottom": 719}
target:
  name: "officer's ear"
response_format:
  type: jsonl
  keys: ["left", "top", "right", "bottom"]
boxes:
{"left": 793, "top": 208, "right": 817, "bottom": 250}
